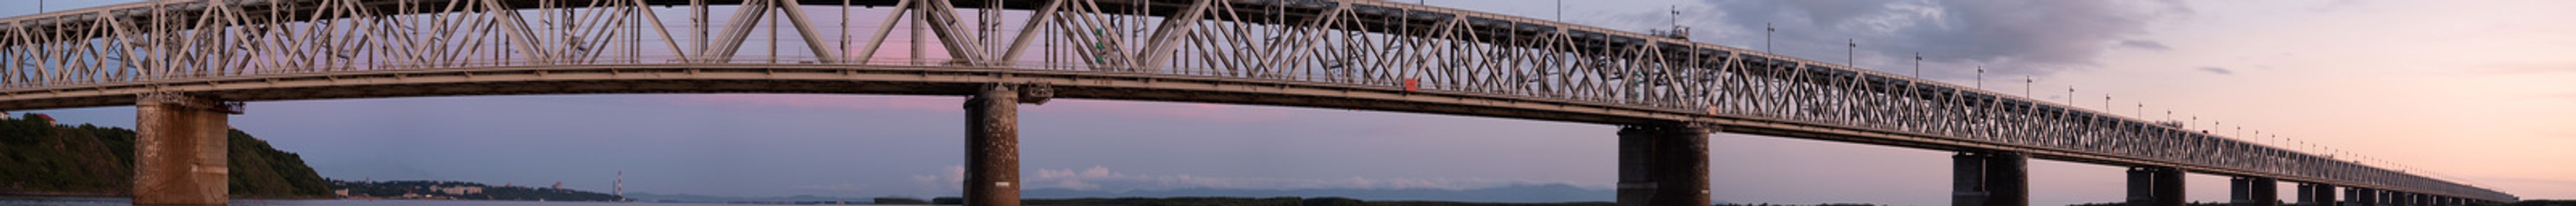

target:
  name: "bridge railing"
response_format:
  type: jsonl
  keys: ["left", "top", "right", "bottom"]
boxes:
{"left": 0, "top": 0, "right": 2511, "bottom": 200}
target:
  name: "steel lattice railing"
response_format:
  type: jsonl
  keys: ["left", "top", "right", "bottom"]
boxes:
{"left": 0, "top": 0, "right": 2513, "bottom": 201}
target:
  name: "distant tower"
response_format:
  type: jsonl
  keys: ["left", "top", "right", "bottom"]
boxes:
{"left": 615, "top": 171, "right": 625, "bottom": 201}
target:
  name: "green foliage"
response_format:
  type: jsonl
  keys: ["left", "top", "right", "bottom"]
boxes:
{"left": 0, "top": 117, "right": 130, "bottom": 194}
{"left": 0, "top": 116, "right": 329, "bottom": 198}
{"left": 228, "top": 129, "right": 333, "bottom": 198}
{"left": 1, "top": 114, "right": 54, "bottom": 144}
{"left": 330, "top": 180, "right": 623, "bottom": 201}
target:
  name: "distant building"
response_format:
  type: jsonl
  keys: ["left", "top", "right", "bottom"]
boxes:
{"left": 431, "top": 186, "right": 483, "bottom": 195}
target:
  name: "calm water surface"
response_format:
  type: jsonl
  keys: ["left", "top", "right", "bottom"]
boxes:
{"left": 0, "top": 197, "right": 906, "bottom": 206}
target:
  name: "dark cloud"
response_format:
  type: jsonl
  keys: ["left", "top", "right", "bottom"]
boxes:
{"left": 2121, "top": 40, "right": 2172, "bottom": 51}
{"left": 2197, "top": 67, "right": 2234, "bottom": 75}
{"left": 1683, "top": 0, "right": 2189, "bottom": 79}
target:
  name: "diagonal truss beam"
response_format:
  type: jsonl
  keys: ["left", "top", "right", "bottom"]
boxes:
{"left": 1133, "top": 0, "right": 1211, "bottom": 71}
{"left": 914, "top": 0, "right": 989, "bottom": 64}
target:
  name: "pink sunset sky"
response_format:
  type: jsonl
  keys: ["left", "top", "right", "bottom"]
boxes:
{"left": 1, "top": 0, "right": 2568, "bottom": 205}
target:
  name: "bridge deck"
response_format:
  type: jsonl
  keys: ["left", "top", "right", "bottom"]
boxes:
{"left": 0, "top": 0, "right": 2510, "bottom": 201}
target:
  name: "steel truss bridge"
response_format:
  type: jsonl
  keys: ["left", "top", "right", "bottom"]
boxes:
{"left": 0, "top": 0, "right": 2513, "bottom": 205}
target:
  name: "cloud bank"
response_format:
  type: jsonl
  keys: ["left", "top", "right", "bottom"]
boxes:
{"left": 1673, "top": 0, "right": 2190, "bottom": 79}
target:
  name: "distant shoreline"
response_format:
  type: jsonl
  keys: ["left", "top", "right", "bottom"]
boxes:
{"left": 0, "top": 192, "right": 338, "bottom": 200}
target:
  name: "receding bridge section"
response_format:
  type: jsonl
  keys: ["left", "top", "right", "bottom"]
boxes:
{"left": 0, "top": 0, "right": 2511, "bottom": 205}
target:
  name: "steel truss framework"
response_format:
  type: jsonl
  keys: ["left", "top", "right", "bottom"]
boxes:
{"left": 0, "top": 0, "right": 2512, "bottom": 201}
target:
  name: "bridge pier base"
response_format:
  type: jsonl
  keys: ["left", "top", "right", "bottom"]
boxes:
{"left": 2413, "top": 193, "right": 2427, "bottom": 206}
{"left": 2302, "top": 183, "right": 2338, "bottom": 206}
{"left": 2298, "top": 184, "right": 2316, "bottom": 206}
{"left": 2395, "top": 192, "right": 2409, "bottom": 206}
{"left": 2352, "top": 188, "right": 2378, "bottom": 206}
{"left": 134, "top": 93, "right": 238, "bottom": 206}
{"left": 2391, "top": 191, "right": 2411, "bottom": 206}
{"left": 1952, "top": 151, "right": 2027, "bottom": 206}
{"left": 2128, "top": 167, "right": 2186, "bottom": 206}
{"left": 2232, "top": 177, "right": 2278, "bottom": 206}
{"left": 964, "top": 84, "right": 1049, "bottom": 206}
{"left": 2395, "top": 191, "right": 2408, "bottom": 206}
{"left": 1616, "top": 124, "right": 1712, "bottom": 206}
{"left": 2419, "top": 194, "right": 2431, "bottom": 206}
{"left": 2406, "top": 192, "right": 2420, "bottom": 206}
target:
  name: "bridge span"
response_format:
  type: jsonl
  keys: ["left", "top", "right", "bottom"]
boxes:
{"left": 0, "top": 0, "right": 2511, "bottom": 205}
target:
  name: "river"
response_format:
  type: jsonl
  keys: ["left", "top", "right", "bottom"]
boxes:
{"left": 0, "top": 197, "right": 906, "bottom": 206}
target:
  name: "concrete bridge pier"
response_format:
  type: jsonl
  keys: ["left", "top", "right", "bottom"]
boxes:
{"left": 2399, "top": 192, "right": 2414, "bottom": 206}
{"left": 1616, "top": 124, "right": 1712, "bottom": 206}
{"left": 1952, "top": 151, "right": 2027, "bottom": 206}
{"left": 2230, "top": 177, "right": 2279, "bottom": 206}
{"left": 2389, "top": 192, "right": 2401, "bottom": 206}
{"left": 2408, "top": 192, "right": 2422, "bottom": 206}
{"left": 133, "top": 93, "right": 240, "bottom": 206}
{"left": 2412, "top": 192, "right": 2425, "bottom": 206}
{"left": 2308, "top": 182, "right": 2329, "bottom": 206}
{"left": 964, "top": 84, "right": 1050, "bottom": 206}
{"left": 2390, "top": 192, "right": 2406, "bottom": 206}
{"left": 2413, "top": 194, "right": 2429, "bottom": 206}
{"left": 2128, "top": 167, "right": 2187, "bottom": 206}
{"left": 2350, "top": 188, "right": 2378, "bottom": 206}
{"left": 2301, "top": 183, "right": 2338, "bottom": 206}
{"left": 2234, "top": 178, "right": 2252, "bottom": 205}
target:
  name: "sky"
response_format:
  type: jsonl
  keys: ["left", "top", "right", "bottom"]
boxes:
{"left": 5, "top": 0, "right": 2573, "bottom": 205}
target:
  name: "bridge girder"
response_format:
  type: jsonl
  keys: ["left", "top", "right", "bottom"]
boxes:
{"left": 0, "top": 0, "right": 2514, "bottom": 201}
